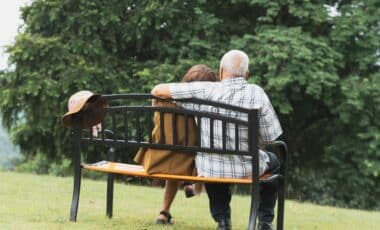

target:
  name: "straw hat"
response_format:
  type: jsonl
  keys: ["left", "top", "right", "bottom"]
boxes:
{"left": 62, "top": 90, "right": 108, "bottom": 128}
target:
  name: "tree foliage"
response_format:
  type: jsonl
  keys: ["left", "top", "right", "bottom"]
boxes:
{"left": 0, "top": 0, "right": 379, "bottom": 209}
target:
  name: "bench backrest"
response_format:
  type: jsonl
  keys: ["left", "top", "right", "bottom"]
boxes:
{"left": 71, "top": 93, "right": 261, "bottom": 178}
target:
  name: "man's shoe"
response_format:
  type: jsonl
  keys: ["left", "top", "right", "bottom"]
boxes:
{"left": 258, "top": 222, "right": 273, "bottom": 230}
{"left": 216, "top": 219, "right": 231, "bottom": 230}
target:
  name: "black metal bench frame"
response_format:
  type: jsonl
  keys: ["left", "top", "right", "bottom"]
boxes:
{"left": 68, "top": 93, "right": 287, "bottom": 230}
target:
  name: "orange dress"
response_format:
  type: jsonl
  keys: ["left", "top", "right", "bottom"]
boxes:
{"left": 134, "top": 101, "right": 198, "bottom": 176}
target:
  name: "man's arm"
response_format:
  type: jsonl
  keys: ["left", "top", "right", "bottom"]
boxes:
{"left": 258, "top": 88, "right": 283, "bottom": 143}
{"left": 152, "top": 81, "right": 212, "bottom": 100}
{"left": 151, "top": 81, "right": 211, "bottom": 111}
{"left": 151, "top": 84, "right": 172, "bottom": 99}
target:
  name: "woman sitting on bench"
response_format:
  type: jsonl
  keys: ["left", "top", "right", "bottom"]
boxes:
{"left": 134, "top": 64, "right": 218, "bottom": 224}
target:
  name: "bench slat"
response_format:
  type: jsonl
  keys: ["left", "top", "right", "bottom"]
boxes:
{"left": 82, "top": 161, "right": 272, "bottom": 184}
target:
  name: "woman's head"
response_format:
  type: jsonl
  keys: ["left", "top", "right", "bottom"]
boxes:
{"left": 182, "top": 64, "right": 217, "bottom": 83}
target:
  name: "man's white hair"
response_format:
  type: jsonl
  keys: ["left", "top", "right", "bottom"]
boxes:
{"left": 219, "top": 50, "right": 249, "bottom": 77}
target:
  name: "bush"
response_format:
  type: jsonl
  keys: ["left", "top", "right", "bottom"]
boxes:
{"left": 14, "top": 152, "right": 71, "bottom": 177}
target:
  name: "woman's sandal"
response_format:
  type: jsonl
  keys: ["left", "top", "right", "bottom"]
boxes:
{"left": 155, "top": 210, "right": 173, "bottom": 225}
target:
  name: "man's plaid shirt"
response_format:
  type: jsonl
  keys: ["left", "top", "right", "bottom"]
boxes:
{"left": 168, "top": 77, "right": 283, "bottom": 178}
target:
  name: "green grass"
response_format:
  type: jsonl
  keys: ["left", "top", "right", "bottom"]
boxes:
{"left": 0, "top": 171, "right": 378, "bottom": 230}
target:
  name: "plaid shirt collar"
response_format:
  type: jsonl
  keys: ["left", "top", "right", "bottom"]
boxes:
{"left": 221, "top": 76, "right": 246, "bottom": 83}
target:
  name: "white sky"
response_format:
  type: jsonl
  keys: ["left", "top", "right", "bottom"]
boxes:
{"left": 0, "top": 0, "right": 31, "bottom": 69}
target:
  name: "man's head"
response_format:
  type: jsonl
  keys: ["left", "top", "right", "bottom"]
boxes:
{"left": 219, "top": 50, "right": 249, "bottom": 80}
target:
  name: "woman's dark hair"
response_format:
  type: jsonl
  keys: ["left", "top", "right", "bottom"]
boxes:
{"left": 182, "top": 64, "right": 217, "bottom": 82}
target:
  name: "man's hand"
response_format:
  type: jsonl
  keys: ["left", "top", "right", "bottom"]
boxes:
{"left": 151, "top": 84, "right": 172, "bottom": 99}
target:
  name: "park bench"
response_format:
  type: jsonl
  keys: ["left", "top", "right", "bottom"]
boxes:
{"left": 67, "top": 93, "right": 288, "bottom": 230}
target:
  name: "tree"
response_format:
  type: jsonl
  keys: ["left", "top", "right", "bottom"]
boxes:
{"left": 0, "top": 0, "right": 379, "bottom": 209}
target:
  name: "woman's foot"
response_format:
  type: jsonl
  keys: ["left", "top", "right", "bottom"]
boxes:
{"left": 184, "top": 184, "right": 195, "bottom": 198}
{"left": 155, "top": 210, "right": 173, "bottom": 225}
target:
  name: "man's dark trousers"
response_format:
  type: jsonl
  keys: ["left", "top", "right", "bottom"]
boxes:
{"left": 204, "top": 152, "right": 281, "bottom": 223}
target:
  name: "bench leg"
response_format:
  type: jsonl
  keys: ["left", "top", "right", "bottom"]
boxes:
{"left": 70, "top": 164, "right": 82, "bottom": 221}
{"left": 106, "top": 173, "right": 114, "bottom": 218}
{"left": 248, "top": 182, "right": 260, "bottom": 230}
{"left": 106, "top": 146, "right": 116, "bottom": 218}
{"left": 276, "top": 177, "right": 285, "bottom": 230}
{"left": 70, "top": 117, "right": 82, "bottom": 222}
{"left": 277, "top": 141, "right": 287, "bottom": 230}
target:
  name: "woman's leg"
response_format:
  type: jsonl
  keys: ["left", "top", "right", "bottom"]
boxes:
{"left": 157, "top": 180, "right": 180, "bottom": 222}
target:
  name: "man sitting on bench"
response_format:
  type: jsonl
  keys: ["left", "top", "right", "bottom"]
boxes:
{"left": 151, "top": 50, "right": 283, "bottom": 230}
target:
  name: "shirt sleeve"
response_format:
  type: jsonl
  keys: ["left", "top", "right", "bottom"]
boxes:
{"left": 258, "top": 89, "right": 283, "bottom": 143}
{"left": 167, "top": 82, "right": 210, "bottom": 99}
{"left": 167, "top": 82, "right": 212, "bottom": 110}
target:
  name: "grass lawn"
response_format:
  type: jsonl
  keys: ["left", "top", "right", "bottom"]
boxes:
{"left": 0, "top": 171, "right": 378, "bottom": 230}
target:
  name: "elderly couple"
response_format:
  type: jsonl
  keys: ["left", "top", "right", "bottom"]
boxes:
{"left": 134, "top": 50, "right": 282, "bottom": 230}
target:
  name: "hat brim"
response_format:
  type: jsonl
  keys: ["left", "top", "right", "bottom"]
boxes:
{"left": 62, "top": 95, "right": 108, "bottom": 128}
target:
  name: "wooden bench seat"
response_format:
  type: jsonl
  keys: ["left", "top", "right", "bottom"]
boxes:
{"left": 82, "top": 161, "right": 274, "bottom": 184}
